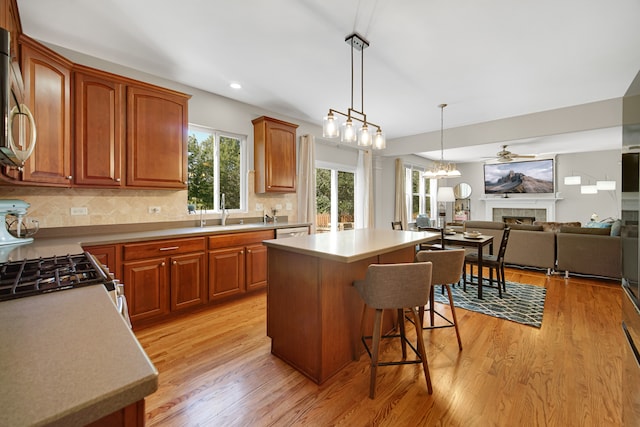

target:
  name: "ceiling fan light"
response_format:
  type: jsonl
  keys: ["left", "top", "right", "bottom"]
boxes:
{"left": 581, "top": 185, "right": 598, "bottom": 194}
{"left": 322, "top": 112, "right": 339, "bottom": 138}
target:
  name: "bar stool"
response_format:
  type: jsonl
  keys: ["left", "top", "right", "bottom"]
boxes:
{"left": 353, "top": 262, "right": 433, "bottom": 399}
{"left": 415, "top": 249, "right": 465, "bottom": 350}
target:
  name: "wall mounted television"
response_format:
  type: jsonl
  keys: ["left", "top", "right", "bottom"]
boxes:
{"left": 484, "top": 159, "right": 554, "bottom": 194}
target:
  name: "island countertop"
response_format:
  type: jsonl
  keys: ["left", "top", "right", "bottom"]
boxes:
{"left": 262, "top": 228, "right": 438, "bottom": 263}
{"left": 0, "top": 285, "right": 158, "bottom": 427}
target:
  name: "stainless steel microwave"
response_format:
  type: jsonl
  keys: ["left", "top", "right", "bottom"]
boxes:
{"left": 0, "top": 27, "right": 36, "bottom": 167}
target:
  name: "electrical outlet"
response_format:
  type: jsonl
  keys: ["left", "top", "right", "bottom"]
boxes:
{"left": 256, "top": 203, "right": 264, "bottom": 211}
{"left": 70, "top": 207, "right": 88, "bottom": 216}
{"left": 275, "top": 204, "right": 282, "bottom": 210}
{"left": 148, "top": 206, "right": 161, "bottom": 214}
{"left": 285, "top": 203, "right": 292, "bottom": 211}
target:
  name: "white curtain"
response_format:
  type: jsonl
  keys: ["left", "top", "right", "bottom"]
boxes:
{"left": 394, "top": 158, "right": 408, "bottom": 229}
{"left": 297, "top": 134, "right": 317, "bottom": 234}
{"left": 355, "top": 149, "right": 374, "bottom": 228}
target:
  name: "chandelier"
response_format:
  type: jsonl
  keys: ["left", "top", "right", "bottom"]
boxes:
{"left": 423, "top": 103, "right": 461, "bottom": 178}
{"left": 322, "top": 33, "right": 385, "bottom": 150}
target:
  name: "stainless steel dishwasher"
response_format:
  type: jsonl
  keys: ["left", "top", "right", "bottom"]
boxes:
{"left": 275, "top": 227, "right": 309, "bottom": 238}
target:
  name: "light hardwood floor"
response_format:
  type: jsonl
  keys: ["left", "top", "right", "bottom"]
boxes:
{"left": 135, "top": 268, "right": 623, "bottom": 426}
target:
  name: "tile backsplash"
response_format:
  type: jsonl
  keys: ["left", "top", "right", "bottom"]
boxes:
{"left": 0, "top": 171, "right": 298, "bottom": 228}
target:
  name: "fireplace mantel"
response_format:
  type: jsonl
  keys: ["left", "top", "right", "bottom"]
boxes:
{"left": 481, "top": 197, "right": 561, "bottom": 222}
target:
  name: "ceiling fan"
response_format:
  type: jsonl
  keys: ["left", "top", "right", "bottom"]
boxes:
{"left": 491, "top": 145, "right": 536, "bottom": 162}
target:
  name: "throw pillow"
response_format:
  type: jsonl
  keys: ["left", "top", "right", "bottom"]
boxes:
{"left": 585, "top": 221, "right": 612, "bottom": 229}
{"left": 610, "top": 219, "right": 622, "bottom": 236}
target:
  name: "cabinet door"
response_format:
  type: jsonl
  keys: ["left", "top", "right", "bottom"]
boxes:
{"left": 246, "top": 243, "right": 267, "bottom": 291}
{"left": 123, "top": 257, "right": 169, "bottom": 323}
{"left": 84, "top": 244, "right": 120, "bottom": 279}
{"left": 208, "top": 246, "right": 245, "bottom": 301}
{"left": 170, "top": 252, "right": 206, "bottom": 311}
{"left": 74, "top": 69, "right": 125, "bottom": 187}
{"left": 126, "top": 85, "right": 188, "bottom": 189}
{"left": 20, "top": 37, "right": 72, "bottom": 185}
{"left": 252, "top": 116, "right": 298, "bottom": 193}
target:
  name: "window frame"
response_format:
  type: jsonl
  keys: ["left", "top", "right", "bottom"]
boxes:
{"left": 188, "top": 124, "right": 247, "bottom": 213}
{"left": 404, "top": 163, "right": 438, "bottom": 225}
{"left": 316, "top": 160, "right": 357, "bottom": 232}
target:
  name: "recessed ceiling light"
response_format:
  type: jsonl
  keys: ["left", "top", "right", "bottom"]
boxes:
{"left": 230, "top": 82, "right": 242, "bottom": 89}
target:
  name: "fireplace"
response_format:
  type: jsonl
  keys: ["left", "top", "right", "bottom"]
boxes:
{"left": 483, "top": 197, "right": 558, "bottom": 222}
{"left": 502, "top": 215, "right": 536, "bottom": 225}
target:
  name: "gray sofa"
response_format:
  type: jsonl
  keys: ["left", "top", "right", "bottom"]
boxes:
{"left": 460, "top": 220, "right": 621, "bottom": 279}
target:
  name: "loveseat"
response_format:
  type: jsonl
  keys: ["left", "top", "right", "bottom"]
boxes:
{"left": 460, "top": 220, "right": 621, "bottom": 279}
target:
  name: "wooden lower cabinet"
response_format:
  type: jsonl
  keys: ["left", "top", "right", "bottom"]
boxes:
{"left": 122, "top": 237, "right": 206, "bottom": 325}
{"left": 93, "top": 231, "right": 274, "bottom": 326}
{"left": 123, "top": 257, "right": 169, "bottom": 323}
{"left": 208, "top": 246, "right": 245, "bottom": 300}
{"left": 246, "top": 243, "right": 268, "bottom": 291}
{"left": 170, "top": 252, "right": 206, "bottom": 311}
{"left": 86, "top": 399, "right": 145, "bottom": 427}
{"left": 208, "top": 230, "right": 274, "bottom": 302}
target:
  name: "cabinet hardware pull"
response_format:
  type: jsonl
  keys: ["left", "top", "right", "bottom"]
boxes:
{"left": 161, "top": 262, "right": 166, "bottom": 267}
{"left": 115, "top": 178, "right": 121, "bottom": 182}
{"left": 160, "top": 246, "right": 179, "bottom": 251}
{"left": 66, "top": 175, "right": 73, "bottom": 180}
{"left": 173, "top": 260, "right": 177, "bottom": 265}
{"left": 241, "top": 251, "right": 244, "bottom": 254}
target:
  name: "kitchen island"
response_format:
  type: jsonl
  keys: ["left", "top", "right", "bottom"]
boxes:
{"left": 263, "top": 228, "right": 438, "bottom": 384}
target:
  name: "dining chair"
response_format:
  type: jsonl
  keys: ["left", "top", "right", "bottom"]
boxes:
{"left": 415, "top": 249, "right": 465, "bottom": 350}
{"left": 391, "top": 221, "right": 403, "bottom": 230}
{"left": 463, "top": 227, "right": 511, "bottom": 298}
{"left": 353, "top": 262, "right": 433, "bottom": 399}
{"left": 418, "top": 226, "right": 446, "bottom": 251}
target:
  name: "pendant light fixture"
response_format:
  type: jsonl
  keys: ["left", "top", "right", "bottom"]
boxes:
{"left": 423, "top": 104, "right": 461, "bottom": 178}
{"left": 322, "top": 33, "right": 385, "bottom": 150}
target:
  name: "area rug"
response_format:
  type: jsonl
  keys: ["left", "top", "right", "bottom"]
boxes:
{"left": 433, "top": 277, "right": 546, "bottom": 328}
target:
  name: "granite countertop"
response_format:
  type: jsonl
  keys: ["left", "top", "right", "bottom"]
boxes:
{"left": 0, "top": 221, "right": 312, "bottom": 262}
{"left": 0, "top": 285, "right": 158, "bottom": 427}
{"left": 262, "top": 228, "right": 438, "bottom": 263}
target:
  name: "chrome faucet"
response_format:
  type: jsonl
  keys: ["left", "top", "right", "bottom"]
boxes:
{"left": 221, "top": 193, "right": 228, "bottom": 226}
{"left": 200, "top": 205, "right": 206, "bottom": 228}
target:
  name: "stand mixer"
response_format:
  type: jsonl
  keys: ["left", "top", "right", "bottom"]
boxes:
{"left": 0, "top": 199, "right": 34, "bottom": 246}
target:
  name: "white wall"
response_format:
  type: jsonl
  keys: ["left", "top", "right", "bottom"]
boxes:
{"left": 441, "top": 149, "right": 621, "bottom": 223}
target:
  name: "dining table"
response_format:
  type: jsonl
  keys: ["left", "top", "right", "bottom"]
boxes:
{"left": 442, "top": 232, "right": 494, "bottom": 299}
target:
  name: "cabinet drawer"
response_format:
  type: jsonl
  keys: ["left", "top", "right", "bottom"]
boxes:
{"left": 208, "top": 230, "right": 274, "bottom": 249}
{"left": 123, "top": 237, "right": 205, "bottom": 261}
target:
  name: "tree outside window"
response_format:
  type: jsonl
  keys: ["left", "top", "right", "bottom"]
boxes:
{"left": 188, "top": 126, "right": 245, "bottom": 211}
{"left": 316, "top": 167, "right": 355, "bottom": 233}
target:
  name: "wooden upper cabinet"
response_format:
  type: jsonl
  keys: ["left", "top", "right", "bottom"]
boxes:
{"left": 252, "top": 116, "right": 298, "bottom": 193}
{"left": 126, "top": 85, "right": 189, "bottom": 189}
{"left": 74, "top": 68, "right": 125, "bottom": 187}
{"left": 20, "top": 36, "right": 72, "bottom": 186}
{"left": 1, "top": 0, "right": 21, "bottom": 63}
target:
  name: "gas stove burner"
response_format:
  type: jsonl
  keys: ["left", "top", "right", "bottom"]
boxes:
{"left": 0, "top": 252, "right": 114, "bottom": 301}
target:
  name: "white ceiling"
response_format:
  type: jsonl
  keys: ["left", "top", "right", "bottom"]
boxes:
{"left": 15, "top": 0, "right": 640, "bottom": 161}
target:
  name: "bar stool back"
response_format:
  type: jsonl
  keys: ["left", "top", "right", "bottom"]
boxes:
{"left": 354, "top": 262, "right": 433, "bottom": 399}
{"left": 415, "top": 249, "right": 465, "bottom": 350}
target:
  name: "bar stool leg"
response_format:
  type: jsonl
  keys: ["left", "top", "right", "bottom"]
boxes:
{"left": 369, "top": 309, "right": 384, "bottom": 399}
{"left": 444, "top": 284, "right": 463, "bottom": 351}
{"left": 409, "top": 306, "right": 433, "bottom": 394}
{"left": 397, "top": 309, "right": 408, "bottom": 359}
